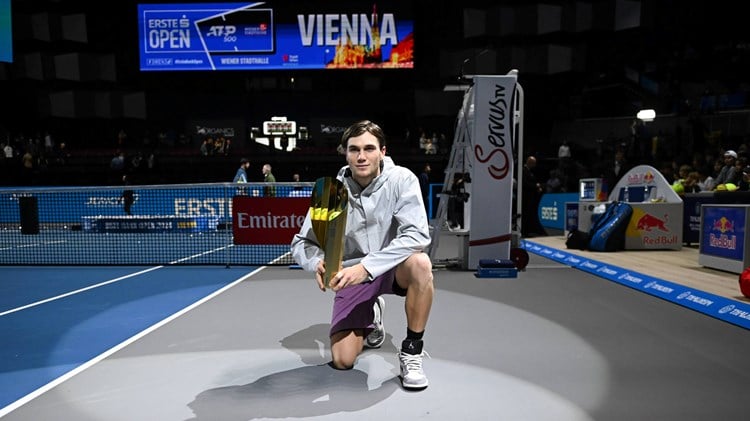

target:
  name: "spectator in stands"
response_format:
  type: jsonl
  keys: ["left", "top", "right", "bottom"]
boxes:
{"left": 447, "top": 172, "right": 466, "bottom": 230}
{"left": 418, "top": 163, "right": 431, "bottom": 215}
{"left": 739, "top": 162, "right": 750, "bottom": 192}
{"left": 3, "top": 142, "right": 12, "bottom": 160}
{"left": 55, "top": 142, "right": 69, "bottom": 166}
{"left": 522, "top": 155, "right": 545, "bottom": 237}
{"left": 423, "top": 134, "right": 436, "bottom": 155}
{"left": 597, "top": 148, "right": 629, "bottom": 199}
{"left": 117, "top": 128, "right": 127, "bottom": 147}
{"left": 713, "top": 150, "right": 738, "bottom": 189}
{"left": 223, "top": 138, "right": 232, "bottom": 156}
{"left": 262, "top": 163, "right": 276, "bottom": 197}
{"left": 558, "top": 140, "right": 571, "bottom": 161}
{"left": 730, "top": 156, "right": 748, "bottom": 186}
{"left": 22, "top": 149, "right": 34, "bottom": 182}
{"left": 122, "top": 174, "right": 134, "bottom": 215}
{"left": 233, "top": 158, "right": 250, "bottom": 183}
{"left": 199, "top": 138, "right": 210, "bottom": 157}
{"left": 703, "top": 158, "right": 724, "bottom": 191}
{"left": 674, "top": 164, "right": 692, "bottom": 186}
{"left": 213, "top": 136, "right": 226, "bottom": 155}
{"left": 546, "top": 168, "right": 564, "bottom": 193}
{"left": 418, "top": 130, "right": 429, "bottom": 153}
{"left": 44, "top": 131, "right": 54, "bottom": 154}
{"left": 683, "top": 171, "right": 703, "bottom": 193}
{"left": 110, "top": 151, "right": 125, "bottom": 172}
{"left": 696, "top": 165, "right": 713, "bottom": 192}
{"left": 289, "top": 173, "right": 310, "bottom": 197}
{"left": 430, "top": 132, "right": 439, "bottom": 154}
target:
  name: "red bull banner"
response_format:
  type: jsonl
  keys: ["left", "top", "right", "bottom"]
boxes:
{"left": 232, "top": 196, "right": 309, "bottom": 244}
{"left": 700, "top": 206, "right": 746, "bottom": 261}
{"left": 624, "top": 204, "right": 682, "bottom": 249}
{"left": 611, "top": 164, "right": 683, "bottom": 250}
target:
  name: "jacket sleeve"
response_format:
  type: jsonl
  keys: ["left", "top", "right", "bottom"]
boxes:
{"left": 360, "top": 170, "right": 432, "bottom": 278}
{"left": 290, "top": 209, "right": 325, "bottom": 272}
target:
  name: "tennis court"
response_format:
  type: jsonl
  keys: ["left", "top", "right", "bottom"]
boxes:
{"left": 2, "top": 233, "right": 750, "bottom": 420}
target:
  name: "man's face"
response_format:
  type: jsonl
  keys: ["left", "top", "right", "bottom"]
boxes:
{"left": 346, "top": 132, "right": 385, "bottom": 187}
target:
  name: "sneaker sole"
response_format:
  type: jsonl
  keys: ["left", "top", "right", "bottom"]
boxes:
{"left": 365, "top": 297, "right": 385, "bottom": 348}
{"left": 400, "top": 377, "right": 429, "bottom": 390}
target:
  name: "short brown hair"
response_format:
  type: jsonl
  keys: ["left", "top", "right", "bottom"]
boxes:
{"left": 340, "top": 120, "right": 386, "bottom": 149}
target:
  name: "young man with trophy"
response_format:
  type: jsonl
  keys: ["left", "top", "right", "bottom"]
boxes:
{"left": 291, "top": 120, "right": 434, "bottom": 390}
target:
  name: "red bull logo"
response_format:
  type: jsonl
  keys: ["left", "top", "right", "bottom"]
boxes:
{"left": 636, "top": 213, "right": 669, "bottom": 232}
{"left": 626, "top": 171, "right": 656, "bottom": 185}
{"left": 712, "top": 216, "right": 734, "bottom": 234}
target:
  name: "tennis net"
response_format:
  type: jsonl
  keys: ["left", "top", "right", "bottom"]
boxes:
{"left": 0, "top": 182, "right": 313, "bottom": 265}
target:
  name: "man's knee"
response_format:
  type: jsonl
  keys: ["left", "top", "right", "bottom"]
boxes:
{"left": 329, "top": 358, "right": 355, "bottom": 370}
{"left": 399, "top": 253, "right": 433, "bottom": 287}
{"left": 412, "top": 253, "right": 433, "bottom": 277}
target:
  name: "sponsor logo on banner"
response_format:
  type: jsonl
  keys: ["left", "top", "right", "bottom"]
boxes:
{"left": 636, "top": 213, "right": 669, "bottom": 231}
{"left": 701, "top": 206, "right": 746, "bottom": 260}
{"left": 626, "top": 170, "right": 655, "bottom": 185}
{"left": 232, "top": 197, "right": 309, "bottom": 245}
{"left": 467, "top": 76, "right": 516, "bottom": 268}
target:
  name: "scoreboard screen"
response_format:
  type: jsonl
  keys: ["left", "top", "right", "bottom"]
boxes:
{"left": 137, "top": 1, "right": 414, "bottom": 71}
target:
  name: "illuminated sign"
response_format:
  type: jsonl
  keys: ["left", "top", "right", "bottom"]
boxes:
{"left": 137, "top": 2, "right": 414, "bottom": 71}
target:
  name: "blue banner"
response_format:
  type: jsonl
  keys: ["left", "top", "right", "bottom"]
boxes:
{"left": 538, "top": 193, "right": 578, "bottom": 231}
{"left": 137, "top": 2, "right": 414, "bottom": 71}
{"left": 0, "top": 185, "right": 297, "bottom": 224}
{"left": 0, "top": 0, "right": 11, "bottom": 63}
{"left": 701, "top": 206, "right": 747, "bottom": 261}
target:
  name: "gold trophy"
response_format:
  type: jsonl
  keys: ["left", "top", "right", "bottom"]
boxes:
{"left": 310, "top": 177, "right": 348, "bottom": 288}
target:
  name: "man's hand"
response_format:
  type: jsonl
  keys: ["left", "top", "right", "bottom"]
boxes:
{"left": 329, "top": 263, "right": 370, "bottom": 292}
{"left": 315, "top": 261, "right": 326, "bottom": 291}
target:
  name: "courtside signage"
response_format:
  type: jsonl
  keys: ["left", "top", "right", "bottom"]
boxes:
{"left": 523, "top": 240, "right": 750, "bottom": 330}
{"left": 232, "top": 196, "right": 308, "bottom": 244}
{"left": 466, "top": 75, "right": 517, "bottom": 269}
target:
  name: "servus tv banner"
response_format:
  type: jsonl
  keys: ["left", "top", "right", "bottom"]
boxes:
{"left": 137, "top": 1, "right": 414, "bottom": 71}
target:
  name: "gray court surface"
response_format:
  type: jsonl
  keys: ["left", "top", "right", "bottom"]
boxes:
{"left": 4, "top": 253, "right": 750, "bottom": 420}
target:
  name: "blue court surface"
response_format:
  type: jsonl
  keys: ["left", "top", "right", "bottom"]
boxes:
{"left": 0, "top": 265, "right": 261, "bottom": 415}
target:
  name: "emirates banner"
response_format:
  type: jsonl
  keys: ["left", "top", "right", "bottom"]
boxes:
{"left": 232, "top": 196, "right": 309, "bottom": 244}
{"left": 467, "top": 75, "right": 517, "bottom": 269}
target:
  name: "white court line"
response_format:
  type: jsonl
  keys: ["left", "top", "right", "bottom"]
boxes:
{"left": 0, "top": 266, "right": 165, "bottom": 317}
{"left": 0, "top": 267, "right": 266, "bottom": 418}
{"left": 170, "top": 244, "right": 232, "bottom": 264}
{"left": 0, "top": 240, "right": 67, "bottom": 251}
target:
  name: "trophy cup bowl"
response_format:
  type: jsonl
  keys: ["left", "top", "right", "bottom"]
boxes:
{"left": 310, "top": 177, "right": 348, "bottom": 288}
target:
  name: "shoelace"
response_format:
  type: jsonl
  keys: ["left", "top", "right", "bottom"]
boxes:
{"left": 400, "top": 350, "right": 430, "bottom": 371}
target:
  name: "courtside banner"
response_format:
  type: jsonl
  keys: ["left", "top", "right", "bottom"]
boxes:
{"left": 232, "top": 196, "right": 308, "bottom": 244}
{"left": 467, "top": 75, "right": 517, "bottom": 269}
{"left": 523, "top": 240, "right": 750, "bottom": 331}
{"left": 137, "top": 2, "right": 414, "bottom": 71}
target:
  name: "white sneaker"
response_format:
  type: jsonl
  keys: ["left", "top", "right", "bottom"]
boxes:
{"left": 364, "top": 296, "right": 385, "bottom": 348}
{"left": 399, "top": 349, "right": 429, "bottom": 389}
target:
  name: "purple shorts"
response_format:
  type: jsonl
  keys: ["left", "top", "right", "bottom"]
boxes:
{"left": 329, "top": 268, "right": 407, "bottom": 337}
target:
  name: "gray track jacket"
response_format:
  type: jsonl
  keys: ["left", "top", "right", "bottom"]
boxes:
{"left": 290, "top": 156, "right": 431, "bottom": 278}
